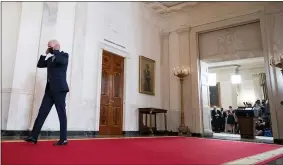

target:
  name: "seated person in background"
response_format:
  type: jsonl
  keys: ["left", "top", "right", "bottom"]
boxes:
{"left": 253, "top": 100, "right": 262, "bottom": 117}
{"left": 255, "top": 118, "right": 265, "bottom": 136}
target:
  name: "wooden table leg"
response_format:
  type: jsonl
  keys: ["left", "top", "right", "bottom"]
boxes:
{"left": 145, "top": 114, "right": 148, "bottom": 127}
{"left": 164, "top": 113, "right": 167, "bottom": 132}
{"left": 149, "top": 111, "right": 153, "bottom": 135}
{"left": 155, "top": 114, "right": 157, "bottom": 132}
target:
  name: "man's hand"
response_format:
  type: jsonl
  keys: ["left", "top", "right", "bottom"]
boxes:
{"left": 45, "top": 48, "right": 50, "bottom": 55}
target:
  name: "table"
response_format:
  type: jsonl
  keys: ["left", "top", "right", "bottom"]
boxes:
{"left": 138, "top": 108, "right": 168, "bottom": 135}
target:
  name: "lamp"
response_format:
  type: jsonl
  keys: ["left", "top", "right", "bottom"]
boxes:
{"left": 270, "top": 55, "right": 283, "bottom": 75}
{"left": 269, "top": 55, "right": 283, "bottom": 105}
{"left": 231, "top": 66, "right": 241, "bottom": 84}
{"left": 208, "top": 73, "right": 217, "bottom": 86}
{"left": 173, "top": 66, "right": 191, "bottom": 135}
{"left": 231, "top": 75, "right": 242, "bottom": 84}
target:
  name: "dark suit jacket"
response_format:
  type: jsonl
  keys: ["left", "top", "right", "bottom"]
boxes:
{"left": 37, "top": 50, "right": 69, "bottom": 93}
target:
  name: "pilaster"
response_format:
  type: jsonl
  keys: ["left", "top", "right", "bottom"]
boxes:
{"left": 160, "top": 32, "right": 170, "bottom": 110}
{"left": 6, "top": 2, "right": 44, "bottom": 130}
{"left": 261, "top": 9, "right": 283, "bottom": 143}
{"left": 176, "top": 26, "right": 192, "bottom": 130}
{"left": 42, "top": 2, "right": 77, "bottom": 130}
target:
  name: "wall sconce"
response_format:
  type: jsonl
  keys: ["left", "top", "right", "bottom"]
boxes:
{"left": 269, "top": 55, "right": 283, "bottom": 105}
{"left": 270, "top": 55, "right": 283, "bottom": 75}
{"left": 173, "top": 66, "right": 191, "bottom": 135}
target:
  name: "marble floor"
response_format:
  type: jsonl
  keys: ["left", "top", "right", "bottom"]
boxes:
{"left": 212, "top": 132, "right": 274, "bottom": 144}
{"left": 209, "top": 133, "right": 282, "bottom": 164}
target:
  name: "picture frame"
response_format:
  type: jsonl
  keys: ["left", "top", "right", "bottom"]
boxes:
{"left": 139, "top": 56, "right": 155, "bottom": 95}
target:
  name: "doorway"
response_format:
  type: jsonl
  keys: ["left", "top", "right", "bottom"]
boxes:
{"left": 99, "top": 50, "right": 124, "bottom": 135}
{"left": 200, "top": 57, "right": 273, "bottom": 142}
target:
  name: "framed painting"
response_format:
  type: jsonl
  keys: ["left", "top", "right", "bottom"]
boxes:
{"left": 139, "top": 56, "right": 155, "bottom": 95}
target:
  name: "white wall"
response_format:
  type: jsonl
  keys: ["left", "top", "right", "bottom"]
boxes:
{"left": 2, "top": 2, "right": 166, "bottom": 132}
{"left": 209, "top": 66, "right": 265, "bottom": 109}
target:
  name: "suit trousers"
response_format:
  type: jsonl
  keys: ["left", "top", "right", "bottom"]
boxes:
{"left": 31, "top": 90, "right": 67, "bottom": 140}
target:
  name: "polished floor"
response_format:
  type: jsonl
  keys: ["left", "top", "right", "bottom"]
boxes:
{"left": 212, "top": 132, "right": 274, "bottom": 144}
{"left": 212, "top": 133, "right": 282, "bottom": 165}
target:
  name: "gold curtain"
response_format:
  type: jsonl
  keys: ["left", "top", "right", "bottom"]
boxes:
{"left": 259, "top": 73, "right": 268, "bottom": 101}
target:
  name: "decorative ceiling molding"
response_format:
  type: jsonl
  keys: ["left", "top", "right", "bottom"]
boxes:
{"left": 208, "top": 57, "right": 264, "bottom": 70}
{"left": 43, "top": 2, "right": 58, "bottom": 26}
{"left": 160, "top": 31, "right": 170, "bottom": 39}
{"left": 144, "top": 2, "right": 198, "bottom": 15}
{"left": 176, "top": 26, "right": 191, "bottom": 34}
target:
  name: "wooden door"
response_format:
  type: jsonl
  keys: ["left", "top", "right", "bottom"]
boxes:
{"left": 99, "top": 50, "right": 124, "bottom": 135}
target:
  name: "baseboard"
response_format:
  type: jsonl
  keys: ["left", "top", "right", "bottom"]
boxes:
{"left": 1, "top": 130, "right": 178, "bottom": 138}
{"left": 274, "top": 138, "right": 283, "bottom": 145}
{"left": 191, "top": 133, "right": 202, "bottom": 137}
{"left": 122, "top": 131, "right": 139, "bottom": 136}
{"left": 1, "top": 130, "right": 98, "bottom": 137}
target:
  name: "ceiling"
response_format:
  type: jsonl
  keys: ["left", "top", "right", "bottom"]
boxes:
{"left": 208, "top": 57, "right": 265, "bottom": 69}
{"left": 144, "top": 2, "right": 198, "bottom": 15}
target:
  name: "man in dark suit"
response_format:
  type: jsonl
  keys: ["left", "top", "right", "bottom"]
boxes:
{"left": 211, "top": 107, "right": 217, "bottom": 132}
{"left": 24, "top": 40, "right": 69, "bottom": 146}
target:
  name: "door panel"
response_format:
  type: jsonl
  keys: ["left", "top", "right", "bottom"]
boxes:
{"left": 99, "top": 53, "right": 112, "bottom": 135}
{"left": 200, "top": 61, "right": 213, "bottom": 136}
{"left": 110, "top": 55, "right": 124, "bottom": 134}
{"left": 99, "top": 50, "right": 124, "bottom": 135}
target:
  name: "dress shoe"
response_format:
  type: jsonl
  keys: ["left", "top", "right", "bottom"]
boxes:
{"left": 24, "top": 137, "right": 37, "bottom": 144}
{"left": 53, "top": 140, "right": 68, "bottom": 146}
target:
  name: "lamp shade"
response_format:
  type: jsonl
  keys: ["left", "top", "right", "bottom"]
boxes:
{"left": 208, "top": 73, "right": 217, "bottom": 86}
{"left": 231, "top": 75, "right": 241, "bottom": 84}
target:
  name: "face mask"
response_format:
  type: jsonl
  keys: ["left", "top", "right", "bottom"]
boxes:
{"left": 48, "top": 47, "right": 54, "bottom": 54}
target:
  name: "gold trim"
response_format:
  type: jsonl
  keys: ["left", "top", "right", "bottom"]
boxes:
{"left": 139, "top": 56, "right": 156, "bottom": 95}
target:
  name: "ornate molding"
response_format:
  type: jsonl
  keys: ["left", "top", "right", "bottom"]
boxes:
{"left": 263, "top": 2, "right": 283, "bottom": 15}
{"left": 176, "top": 26, "right": 191, "bottom": 34}
{"left": 43, "top": 2, "right": 58, "bottom": 26}
{"left": 160, "top": 31, "right": 170, "bottom": 39}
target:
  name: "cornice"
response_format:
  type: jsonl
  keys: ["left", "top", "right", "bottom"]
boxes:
{"left": 176, "top": 26, "right": 191, "bottom": 34}
{"left": 160, "top": 31, "right": 170, "bottom": 39}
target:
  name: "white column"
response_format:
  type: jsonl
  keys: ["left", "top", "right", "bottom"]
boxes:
{"left": 262, "top": 9, "right": 283, "bottom": 143}
{"left": 168, "top": 32, "right": 180, "bottom": 132}
{"left": 176, "top": 27, "right": 192, "bottom": 130}
{"left": 6, "top": 2, "right": 44, "bottom": 130}
{"left": 29, "top": 2, "right": 58, "bottom": 130}
{"left": 67, "top": 2, "right": 91, "bottom": 131}
{"left": 1, "top": 2, "right": 22, "bottom": 130}
{"left": 42, "top": 2, "right": 77, "bottom": 130}
{"left": 81, "top": 2, "right": 105, "bottom": 131}
{"left": 159, "top": 32, "right": 170, "bottom": 131}
{"left": 0, "top": 2, "right": 2, "bottom": 132}
{"left": 160, "top": 32, "right": 170, "bottom": 110}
